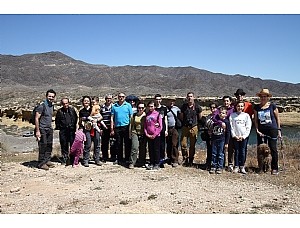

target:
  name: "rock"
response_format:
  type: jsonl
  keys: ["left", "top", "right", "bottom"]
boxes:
{"left": 10, "top": 187, "right": 21, "bottom": 193}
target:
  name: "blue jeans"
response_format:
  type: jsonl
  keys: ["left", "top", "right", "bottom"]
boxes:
{"left": 83, "top": 130, "right": 101, "bottom": 164}
{"left": 233, "top": 138, "right": 248, "bottom": 167}
{"left": 211, "top": 138, "right": 225, "bottom": 169}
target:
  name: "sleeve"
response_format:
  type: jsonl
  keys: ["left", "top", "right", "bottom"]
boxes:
{"left": 224, "top": 120, "right": 231, "bottom": 144}
{"left": 212, "top": 108, "right": 223, "bottom": 127}
{"left": 243, "top": 113, "right": 252, "bottom": 139}
{"left": 229, "top": 114, "right": 236, "bottom": 138}
{"left": 36, "top": 104, "right": 44, "bottom": 114}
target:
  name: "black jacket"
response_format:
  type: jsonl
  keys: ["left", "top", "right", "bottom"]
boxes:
{"left": 55, "top": 106, "right": 78, "bottom": 130}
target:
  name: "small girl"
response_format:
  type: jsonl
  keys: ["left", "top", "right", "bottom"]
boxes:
{"left": 229, "top": 101, "right": 252, "bottom": 174}
{"left": 88, "top": 96, "right": 107, "bottom": 133}
{"left": 70, "top": 127, "right": 86, "bottom": 167}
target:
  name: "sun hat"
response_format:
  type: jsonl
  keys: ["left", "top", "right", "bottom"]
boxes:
{"left": 234, "top": 89, "right": 246, "bottom": 96}
{"left": 256, "top": 88, "right": 272, "bottom": 97}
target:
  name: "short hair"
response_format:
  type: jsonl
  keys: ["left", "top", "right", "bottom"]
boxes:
{"left": 154, "top": 94, "right": 162, "bottom": 99}
{"left": 60, "top": 97, "right": 70, "bottom": 104}
{"left": 222, "top": 95, "right": 232, "bottom": 102}
{"left": 105, "top": 94, "right": 113, "bottom": 99}
{"left": 46, "top": 89, "right": 56, "bottom": 97}
{"left": 219, "top": 106, "right": 228, "bottom": 113}
{"left": 187, "top": 92, "right": 194, "bottom": 97}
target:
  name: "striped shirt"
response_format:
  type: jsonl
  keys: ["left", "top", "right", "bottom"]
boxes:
{"left": 100, "top": 104, "right": 112, "bottom": 128}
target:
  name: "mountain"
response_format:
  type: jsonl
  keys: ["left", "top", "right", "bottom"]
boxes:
{"left": 1, "top": 51, "right": 300, "bottom": 97}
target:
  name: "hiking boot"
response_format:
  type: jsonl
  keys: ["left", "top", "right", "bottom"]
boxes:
{"left": 233, "top": 166, "right": 239, "bottom": 173}
{"left": 216, "top": 168, "right": 223, "bottom": 174}
{"left": 128, "top": 164, "right": 134, "bottom": 169}
{"left": 46, "top": 161, "right": 55, "bottom": 168}
{"left": 95, "top": 161, "right": 103, "bottom": 166}
{"left": 240, "top": 166, "right": 247, "bottom": 174}
{"left": 228, "top": 164, "right": 233, "bottom": 172}
{"left": 209, "top": 168, "right": 216, "bottom": 174}
{"left": 271, "top": 170, "right": 279, "bottom": 175}
{"left": 39, "top": 164, "right": 49, "bottom": 171}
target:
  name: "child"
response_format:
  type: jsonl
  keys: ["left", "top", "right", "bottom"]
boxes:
{"left": 70, "top": 127, "right": 86, "bottom": 167}
{"left": 144, "top": 100, "right": 162, "bottom": 170}
{"left": 88, "top": 96, "right": 107, "bottom": 133}
{"left": 210, "top": 106, "right": 230, "bottom": 174}
{"left": 229, "top": 101, "right": 252, "bottom": 174}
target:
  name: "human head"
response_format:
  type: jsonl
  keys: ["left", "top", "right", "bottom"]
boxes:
{"left": 82, "top": 96, "right": 91, "bottom": 108}
{"left": 104, "top": 94, "right": 113, "bottom": 104}
{"left": 137, "top": 102, "right": 145, "bottom": 114}
{"left": 147, "top": 100, "right": 156, "bottom": 112}
{"left": 91, "top": 96, "right": 99, "bottom": 105}
{"left": 186, "top": 92, "right": 195, "bottom": 103}
{"left": 168, "top": 96, "right": 176, "bottom": 107}
{"left": 222, "top": 96, "right": 232, "bottom": 108}
{"left": 154, "top": 94, "right": 162, "bottom": 106}
{"left": 219, "top": 106, "right": 227, "bottom": 119}
{"left": 256, "top": 88, "right": 272, "bottom": 104}
{"left": 209, "top": 102, "right": 217, "bottom": 113}
{"left": 235, "top": 101, "right": 245, "bottom": 113}
{"left": 60, "top": 98, "right": 70, "bottom": 109}
{"left": 234, "top": 89, "right": 246, "bottom": 102}
{"left": 46, "top": 89, "right": 56, "bottom": 103}
{"left": 118, "top": 92, "right": 126, "bottom": 103}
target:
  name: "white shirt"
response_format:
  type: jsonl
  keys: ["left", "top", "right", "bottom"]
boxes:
{"left": 229, "top": 112, "right": 252, "bottom": 139}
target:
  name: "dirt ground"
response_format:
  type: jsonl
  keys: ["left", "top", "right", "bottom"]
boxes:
{"left": 1, "top": 118, "right": 300, "bottom": 215}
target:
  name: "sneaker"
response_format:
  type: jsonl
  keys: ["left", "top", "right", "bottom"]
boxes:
{"left": 172, "top": 163, "right": 178, "bottom": 168}
{"left": 128, "top": 164, "right": 134, "bottom": 169}
{"left": 216, "top": 168, "right": 222, "bottom": 174}
{"left": 209, "top": 168, "right": 216, "bottom": 174}
{"left": 228, "top": 164, "right": 233, "bottom": 172}
{"left": 46, "top": 161, "right": 55, "bottom": 168}
{"left": 95, "top": 161, "right": 103, "bottom": 166}
{"left": 82, "top": 162, "right": 89, "bottom": 167}
{"left": 146, "top": 164, "right": 154, "bottom": 170}
{"left": 240, "top": 166, "right": 247, "bottom": 174}
{"left": 39, "top": 164, "right": 49, "bottom": 171}
{"left": 271, "top": 170, "right": 279, "bottom": 175}
{"left": 153, "top": 165, "right": 160, "bottom": 170}
{"left": 233, "top": 166, "right": 239, "bottom": 173}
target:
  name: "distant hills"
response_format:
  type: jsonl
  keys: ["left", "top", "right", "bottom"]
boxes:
{"left": 1, "top": 51, "right": 300, "bottom": 97}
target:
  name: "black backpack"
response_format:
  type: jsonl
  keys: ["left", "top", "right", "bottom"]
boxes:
{"left": 29, "top": 103, "right": 46, "bottom": 125}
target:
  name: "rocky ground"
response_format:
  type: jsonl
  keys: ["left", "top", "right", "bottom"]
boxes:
{"left": 1, "top": 119, "right": 300, "bottom": 215}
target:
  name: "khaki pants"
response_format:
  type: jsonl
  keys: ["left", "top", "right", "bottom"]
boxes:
{"left": 180, "top": 125, "right": 198, "bottom": 163}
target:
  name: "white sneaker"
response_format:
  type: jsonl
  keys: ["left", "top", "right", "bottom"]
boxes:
{"left": 228, "top": 165, "right": 233, "bottom": 172}
{"left": 240, "top": 166, "right": 247, "bottom": 174}
{"left": 233, "top": 166, "right": 239, "bottom": 173}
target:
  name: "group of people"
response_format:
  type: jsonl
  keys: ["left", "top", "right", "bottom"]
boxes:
{"left": 34, "top": 88, "right": 282, "bottom": 175}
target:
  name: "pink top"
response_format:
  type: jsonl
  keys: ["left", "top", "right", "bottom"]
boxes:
{"left": 74, "top": 129, "right": 86, "bottom": 143}
{"left": 144, "top": 110, "right": 162, "bottom": 138}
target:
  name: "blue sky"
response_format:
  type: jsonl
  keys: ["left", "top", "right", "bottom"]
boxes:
{"left": 1, "top": 14, "right": 300, "bottom": 84}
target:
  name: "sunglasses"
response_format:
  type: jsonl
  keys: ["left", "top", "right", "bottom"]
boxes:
{"left": 118, "top": 96, "right": 125, "bottom": 98}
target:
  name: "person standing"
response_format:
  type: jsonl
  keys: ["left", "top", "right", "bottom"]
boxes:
{"left": 100, "top": 94, "right": 116, "bottom": 162}
{"left": 78, "top": 96, "right": 102, "bottom": 167}
{"left": 111, "top": 92, "right": 133, "bottom": 166}
{"left": 254, "top": 88, "right": 282, "bottom": 175}
{"left": 229, "top": 101, "right": 252, "bottom": 174}
{"left": 179, "top": 92, "right": 202, "bottom": 167}
{"left": 233, "top": 88, "right": 254, "bottom": 164}
{"left": 166, "top": 96, "right": 181, "bottom": 167}
{"left": 35, "top": 89, "right": 56, "bottom": 170}
{"left": 144, "top": 101, "right": 162, "bottom": 170}
{"left": 154, "top": 94, "right": 168, "bottom": 167}
{"left": 55, "top": 98, "right": 78, "bottom": 165}
{"left": 129, "top": 102, "right": 147, "bottom": 168}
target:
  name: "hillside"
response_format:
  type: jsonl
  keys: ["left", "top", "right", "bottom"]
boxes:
{"left": 1, "top": 51, "right": 300, "bottom": 98}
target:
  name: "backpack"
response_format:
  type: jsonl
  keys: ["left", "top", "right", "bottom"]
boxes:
{"left": 29, "top": 103, "right": 46, "bottom": 125}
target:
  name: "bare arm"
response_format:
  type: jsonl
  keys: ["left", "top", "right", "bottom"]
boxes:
{"left": 274, "top": 107, "right": 282, "bottom": 138}
{"left": 35, "top": 112, "right": 41, "bottom": 140}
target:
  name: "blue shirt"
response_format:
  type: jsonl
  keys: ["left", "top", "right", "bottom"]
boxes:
{"left": 111, "top": 101, "right": 133, "bottom": 127}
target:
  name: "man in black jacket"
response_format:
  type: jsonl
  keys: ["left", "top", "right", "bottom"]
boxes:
{"left": 55, "top": 98, "right": 78, "bottom": 165}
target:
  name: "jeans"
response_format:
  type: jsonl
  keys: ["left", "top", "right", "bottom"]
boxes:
{"left": 83, "top": 129, "right": 101, "bottom": 164}
{"left": 257, "top": 128, "right": 279, "bottom": 170}
{"left": 166, "top": 127, "right": 179, "bottom": 164}
{"left": 115, "top": 125, "right": 131, "bottom": 163}
{"left": 130, "top": 133, "right": 147, "bottom": 165}
{"left": 211, "top": 138, "right": 225, "bottom": 169}
{"left": 37, "top": 128, "right": 53, "bottom": 167}
{"left": 101, "top": 128, "right": 116, "bottom": 161}
{"left": 180, "top": 125, "right": 198, "bottom": 164}
{"left": 233, "top": 138, "right": 248, "bottom": 167}
{"left": 59, "top": 128, "right": 75, "bottom": 161}
{"left": 148, "top": 136, "right": 160, "bottom": 166}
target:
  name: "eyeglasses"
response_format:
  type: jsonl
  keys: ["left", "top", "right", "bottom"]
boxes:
{"left": 118, "top": 96, "right": 125, "bottom": 98}
{"left": 138, "top": 107, "right": 145, "bottom": 109}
